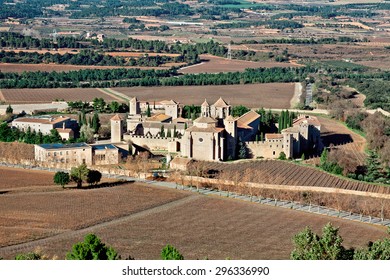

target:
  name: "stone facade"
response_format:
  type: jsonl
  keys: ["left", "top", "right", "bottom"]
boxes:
{"left": 34, "top": 143, "right": 121, "bottom": 166}
{"left": 12, "top": 115, "right": 77, "bottom": 135}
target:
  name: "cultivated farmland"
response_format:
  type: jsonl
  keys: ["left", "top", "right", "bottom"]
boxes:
{"left": 115, "top": 83, "right": 295, "bottom": 108}
{"left": 179, "top": 55, "right": 299, "bottom": 74}
{"left": 0, "top": 166, "right": 54, "bottom": 190}
{"left": 195, "top": 160, "right": 388, "bottom": 194}
{"left": 0, "top": 188, "right": 386, "bottom": 260}
{"left": 0, "top": 88, "right": 119, "bottom": 103}
{"left": 318, "top": 116, "right": 367, "bottom": 166}
{"left": 0, "top": 182, "right": 189, "bottom": 249}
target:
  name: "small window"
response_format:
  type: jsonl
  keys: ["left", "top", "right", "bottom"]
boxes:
{"left": 199, "top": 138, "right": 203, "bottom": 143}
{"left": 273, "top": 151, "right": 275, "bottom": 155}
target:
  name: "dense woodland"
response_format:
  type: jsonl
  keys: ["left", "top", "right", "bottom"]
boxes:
{"left": 0, "top": 50, "right": 186, "bottom": 67}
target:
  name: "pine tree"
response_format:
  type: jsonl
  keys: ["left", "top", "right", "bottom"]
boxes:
{"left": 167, "top": 129, "right": 172, "bottom": 138}
{"left": 173, "top": 125, "right": 177, "bottom": 137}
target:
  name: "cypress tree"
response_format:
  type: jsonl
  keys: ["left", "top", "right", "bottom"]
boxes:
{"left": 92, "top": 112, "right": 100, "bottom": 134}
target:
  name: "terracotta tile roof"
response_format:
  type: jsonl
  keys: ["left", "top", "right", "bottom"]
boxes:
{"left": 186, "top": 126, "right": 225, "bottom": 133}
{"left": 194, "top": 116, "right": 217, "bottom": 124}
{"left": 237, "top": 110, "right": 260, "bottom": 126}
{"left": 213, "top": 97, "right": 229, "bottom": 108}
{"left": 265, "top": 133, "right": 283, "bottom": 140}
{"left": 293, "top": 115, "right": 321, "bottom": 127}
{"left": 201, "top": 99, "right": 209, "bottom": 106}
{"left": 282, "top": 127, "right": 299, "bottom": 133}
{"left": 146, "top": 113, "right": 172, "bottom": 122}
{"left": 237, "top": 123, "right": 252, "bottom": 129}
{"left": 110, "top": 114, "right": 123, "bottom": 121}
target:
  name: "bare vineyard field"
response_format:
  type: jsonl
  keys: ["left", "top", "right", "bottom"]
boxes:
{"left": 318, "top": 116, "right": 367, "bottom": 166}
{"left": 0, "top": 182, "right": 189, "bottom": 249}
{"left": 0, "top": 166, "right": 54, "bottom": 190}
{"left": 115, "top": 83, "right": 295, "bottom": 108}
{"left": 0, "top": 63, "right": 173, "bottom": 73}
{"left": 0, "top": 193, "right": 386, "bottom": 260}
{"left": 179, "top": 55, "right": 298, "bottom": 74}
{"left": 198, "top": 160, "right": 389, "bottom": 194}
{"left": 0, "top": 88, "right": 118, "bottom": 103}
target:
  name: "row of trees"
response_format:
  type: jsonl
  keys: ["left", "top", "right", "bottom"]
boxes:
{"left": 67, "top": 99, "right": 128, "bottom": 114}
{"left": 0, "top": 32, "right": 84, "bottom": 49}
{"left": 239, "top": 36, "right": 364, "bottom": 45}
{"left": 0, "top": 66, "right": 309, "bottom": 89}
{"left": 292, "top": 223, "right": 390, "bottom": 260}
{"left": 0, "top": 122, "right": 63, "bottom": 144}
{"left": 0, "top": 50, "right": 184, "bottom": 67}
{"left": 53, "top": 164, "right": 102, "bottom": 188}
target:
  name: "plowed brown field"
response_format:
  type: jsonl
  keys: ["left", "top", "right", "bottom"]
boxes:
{"left": 0, "top": 88, "right": 117, "bottom": 103}
{"left": 115, "top": 83, "right": 295, "bottom": 108}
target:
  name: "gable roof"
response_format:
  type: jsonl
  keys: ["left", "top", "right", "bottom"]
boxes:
{"left": 111, "top": 114, "right": 123, "bottom": 121}
{"left": 213, "top": 97, "right": 229, "bottom": 108}
{"left": 194, "top": 116, "right": 217, "bottom": 124}
{"left": 237, "top": 110, "right": 260, "bottom": 129}
{"left": 146, "top": 113, "right": 172, "bottom": 122}
{"left": 201, "top": 99, "right": 209, "bottom": 107}
{"left": 293, "top": 115, "right": 320, "bottom": 127}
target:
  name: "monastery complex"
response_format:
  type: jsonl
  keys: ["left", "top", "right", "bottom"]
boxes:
{"left": 27, "top": 96, "right": 322, "bottom": 167}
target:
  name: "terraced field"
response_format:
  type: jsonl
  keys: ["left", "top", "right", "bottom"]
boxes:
{"left": 196, "top": 160, "right": 389, "bottom": 194}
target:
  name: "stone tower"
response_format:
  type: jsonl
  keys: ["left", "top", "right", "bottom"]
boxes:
{"left": 224, "top": 115, "right": 237, "bottom": 159}
{"left": 164, "top": 100, "right": 178, "bottom": 119}
{"left": 129, "top": 97, "right": 140, "bottom": 116}
{"left": 111, "top": 114, "right": 123, "bottom": 143}
{"left": 201, "top": 99, "right": 210, "bottom": 117}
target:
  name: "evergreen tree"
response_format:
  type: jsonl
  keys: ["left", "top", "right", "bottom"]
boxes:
{"left": 92, "top": 112, "right": 101, "bottom": 134}
{"left": 66, "top": 234, "right": 118, "bottom": 260}
{"left": 54, "top": 171, "right": 70, "bottom": 188}
{"left": 291, "top": 223, "right": 351, "bottom": 260}
{"left": 146, "top": 104, "right": 151, "bottom": 117}
{"left": 160, "top": 125, "right": 165, "bottom": 137}
{"left": 161, "top": 245, "right": 184, "bottom": 260}
{"left": 173, "top": 125, "right": 177, "bottom": 137}
{"left": 5, "top": 104, "right": 13, "bottom": 114}
{"left": 167, "top": 129, "right": 172, "bottom": 138}
{"left": 365, "top": 150, "right": 383, "bottom": 182}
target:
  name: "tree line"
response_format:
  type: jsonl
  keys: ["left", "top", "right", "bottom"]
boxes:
{"left": 0, "top": 122, "right": 64, "bottom": 145}
{"left": 0, "top": 66, "right": 310, "bottom": 89}
{"left": 238, "top": 36, "right": 366, "bottom": 45}
{"left": 0, "top": 32, "right": 84, "bottom": 49}
{"left": 0, "top": 50, "right": 186, "bottom": 67}
{"left": 292, "top": 223, "right": 390, "bottom": 260}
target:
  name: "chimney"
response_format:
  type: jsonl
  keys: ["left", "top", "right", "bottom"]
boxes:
{"left": 62, "top": 122, "right": 65, "bottom": 129}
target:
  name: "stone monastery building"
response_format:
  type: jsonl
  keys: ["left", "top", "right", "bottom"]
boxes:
{"left": 119, "top": 97, "right": 321, "bottom": 161}
{"left": 32, "top": 97, "right": 321, "bottom": 166}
